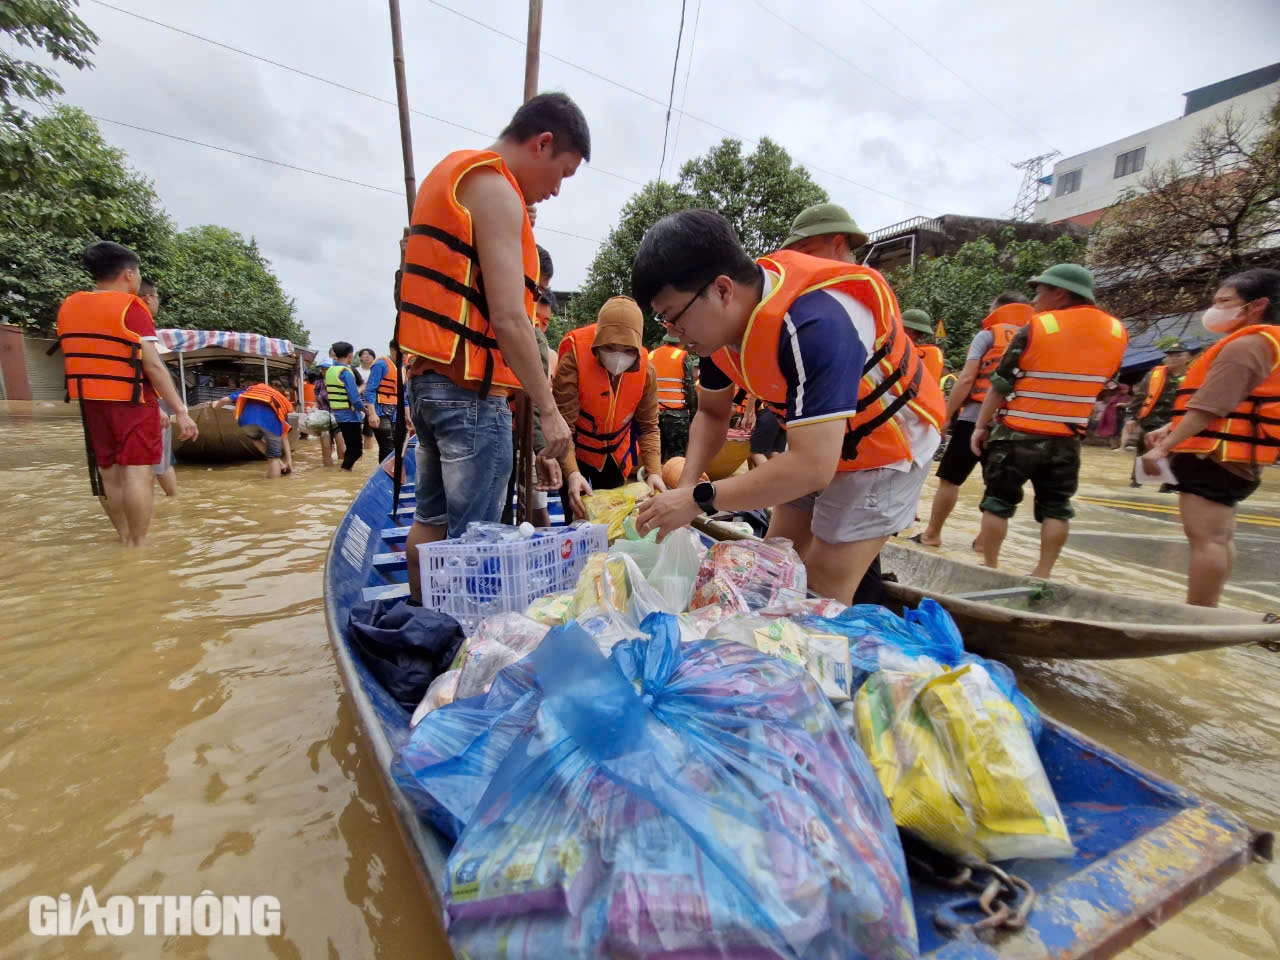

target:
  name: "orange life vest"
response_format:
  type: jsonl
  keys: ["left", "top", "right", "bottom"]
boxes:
{"left": 304, "top": 380, "right": 316, "bottom": 407}
{"left": 710, "top": 250, "right": 945, "bottom": 471}
{"left": 917, "top": 344, "right": 944, "bottom": 384}
{"left": 969, "top": 303, "right": 1034, "bottom": 404}
{"left": 397, "top": 149, "right": 540, "bottom": 394}
{"left": 565, "top": 333, "right": 649, "bottom": 475}
{"left": 375, "top": 356, "right": 399, "bottom": 406}
{"left": 1137, "top": 364, "right": 1169, "bottom": 421}
{"left": 997, "top": 306, "right": 1128, "bottom": 437}
{"left": 651, "top": 344, "right": 689, "bottom": 411}
{"left": 1172, "top": 324, "right": 1280, "bottom": 465}
{"left": 55, "top": 290, "right": 149, "bottom": 403}
{"left": 235, "top": 383, "right": 294, "bottom": 436}
{"left": 558, "top": 324, "right": 596, "bottom": 362}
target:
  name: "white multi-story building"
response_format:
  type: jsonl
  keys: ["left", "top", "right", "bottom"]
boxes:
{"left": 1035, "top": 63, "right": 1280, "bottom": 227}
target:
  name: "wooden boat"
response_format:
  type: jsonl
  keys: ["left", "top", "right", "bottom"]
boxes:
{"left": 324, "top": 462, "right": 1271, "bottom": 959}
{"left": 159, "top": 329, "right": 314, "bottom": 464}
{"left": 877, "top": 541, "right": 1280, "bottom": 660}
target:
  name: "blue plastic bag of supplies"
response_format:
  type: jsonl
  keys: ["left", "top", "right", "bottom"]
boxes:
{"left": 802, "top": 599, "right": 1042, "bottom": 741}
{"left": 437, "top": 614, "right": 918, "bottom": 960}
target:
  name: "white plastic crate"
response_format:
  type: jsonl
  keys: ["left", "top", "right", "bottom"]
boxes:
{"left": 419, "top": 523, "right": 608, "bottom": 631}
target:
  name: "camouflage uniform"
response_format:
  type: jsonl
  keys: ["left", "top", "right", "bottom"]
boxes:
{"left": 658, "top": 351, "right": 698, "bottom": 460}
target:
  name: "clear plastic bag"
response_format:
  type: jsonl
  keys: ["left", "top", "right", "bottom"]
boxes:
{"left": 454, "top": 614, "right": 549, "bottom": 700}
{"left": 646, "top": 526, "right": 706, "bottom": 612}
{"left": 709, "top": 614, "right": 852, "bottom": 703}
{"left": 570, "top": 551, "right": 672, "bottom": 629}
{"left": 852, "top": 660, "right": 1072, "bottom": 863}
{"left": 440, "top": 614, "right": 918, "bottom": 959}
{"left": 411, "top": 669, "right": 460, "bottom": 727}
{"left": 690, "top": 537, "right": 807, "bottom": 614}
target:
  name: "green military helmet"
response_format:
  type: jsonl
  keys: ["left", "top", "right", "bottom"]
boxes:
{"left": 901, "top": 308, "right": 933, "bottom": 335}
{"left": 1028, "top": 263, "right": 1096, "bottom": 304}
{"left": 781, "top": 202, "right": 869, "bottom": 250}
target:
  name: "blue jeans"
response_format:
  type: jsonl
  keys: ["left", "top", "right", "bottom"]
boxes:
{"left": 409, "top": 372, "right": 513, "bottom": 536}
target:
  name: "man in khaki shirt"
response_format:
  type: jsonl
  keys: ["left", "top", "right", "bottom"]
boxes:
{"left": 553, "top": 297, "right": 664, "bottom": 517}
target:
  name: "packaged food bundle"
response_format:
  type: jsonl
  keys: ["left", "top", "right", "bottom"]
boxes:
{"left": 454, "top": 614, "right": 549, "bottom": 700}
{"left": 581, "top": 482, "right": 651, "bottom": 542}
{"left": 851, "top": 661, "right": 1072, "bottom": 863}
{"left": 802, "top": 599, "right": 1043, "bottom": 740}
{"left": 761, "top": 595, "right": 849, "bottom": 619}
{"left": 524, "top": 591, "right": 575, "bottom": 626}
{"left": 410, "top": 669, "right": 460, "bottom": 727}
{"left": 571, "top": 551, "right": 672, "bottom": 628}
{"left": 709, "top": 615, "right": 853, "bottom": 703}
{"left": 392, "top": 658, "right": 540, "bottom": 841}
{"left": 442, "top": 616, "right": 918, "bottom": 960}
{"left": 690, "top": 538, "right": 807, "bottom": 614}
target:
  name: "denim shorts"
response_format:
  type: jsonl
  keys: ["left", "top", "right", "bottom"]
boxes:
{"left": 409, "top": 372, "right": 513, "bottom": 535}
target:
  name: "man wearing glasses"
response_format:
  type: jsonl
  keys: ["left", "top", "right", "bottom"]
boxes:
{"left": 633, "top": 210, "right": 944, "bottom": 604}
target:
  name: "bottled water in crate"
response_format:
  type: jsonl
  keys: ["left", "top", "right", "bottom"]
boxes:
{"left": 420, "top": 523, "right": 608, "bottom": 631}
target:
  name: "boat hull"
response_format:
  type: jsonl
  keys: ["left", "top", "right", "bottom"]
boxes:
{"left": 879, "top": 542, "right": 1280, "bottom": 659}
{"left": 173, "top": 404, "right": 265, "bottom": 463}
{"left": 324, "top": 465, "right": 1271, "bottom": 958}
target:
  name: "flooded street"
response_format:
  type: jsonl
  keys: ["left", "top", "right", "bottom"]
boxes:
{"left": 0, "top": 406, "right": 1276, "bottom": 958}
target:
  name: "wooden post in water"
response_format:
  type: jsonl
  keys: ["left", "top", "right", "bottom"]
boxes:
{"left": 514, "top": 0, "right": 543, "bottom": 525}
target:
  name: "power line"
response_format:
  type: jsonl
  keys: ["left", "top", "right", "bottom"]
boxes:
{"left": 84, "top": 112, "right": 603, "bottom": 244}
{"left": 853, "top": 0, "right": 1061, "bottom": 153}
{"left": 658, "top": 0, "right": 690, "bottom": 181}
{"left": 668, "top": 0, "right": 704, "bottom": 176}
{"left": 747, "top": 0, "right": 1010, "bottom": 165}
{"left": 84, "top": 0, "right": 645, "bottom": 188}
{"left": 423, "top": 0, "right": 936, "bottom": 212}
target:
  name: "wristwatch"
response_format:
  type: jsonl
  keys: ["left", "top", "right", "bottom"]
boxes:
{"left": 692, "top": 480, "right": 718, "bottom": 516}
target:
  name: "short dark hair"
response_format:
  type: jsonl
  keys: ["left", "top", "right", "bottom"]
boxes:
{"left": 537, "top": 244, "right": 554, "bottom": 284}
{"left": 358, "top": 347, "right": 375, "bottom": 360}
{"left": 499, "top": 92, "right": 591, "bottom": 162}
{"left": 1222, "top": 268, "right": 1280, "bottom": 325}
{"left": 993, "top": 289, "right": 1029, "bottom": 307}
{"left": 331, "top": 341, "right": 354, "bottom": 360}
{"left": 537, "top": 289, "right": 557, "bottom": 310}
{"left": 631, "top": 209, "right": 758, "bottom": 308}
{"left": 83, "top": 241, "right": 139, "bottom": 282}
{"left": 139, "top": 277, "right": 157, "bottom": 295}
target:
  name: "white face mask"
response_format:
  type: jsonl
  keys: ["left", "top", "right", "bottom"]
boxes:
{"left": 1201, "top": 304, "right": 1245, "bottom": 333}
{"left": 598, "top": 349, "right": 635, "bottom": 375}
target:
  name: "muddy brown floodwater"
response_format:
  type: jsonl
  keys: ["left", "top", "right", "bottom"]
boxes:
{"left": 0, "top": 405, "right": 1276, "bottom": 959}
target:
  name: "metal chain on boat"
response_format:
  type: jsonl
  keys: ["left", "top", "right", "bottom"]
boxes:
{"left": 907, "top": 849, "right": 1037, "bottom": 936}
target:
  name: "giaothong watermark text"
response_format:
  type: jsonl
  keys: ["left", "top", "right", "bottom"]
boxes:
{"left": 29, "top": 887, "right": 281, "bottom": 936}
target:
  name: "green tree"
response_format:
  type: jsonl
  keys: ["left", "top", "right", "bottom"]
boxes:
{"left": 574, "top": 137, "right": 828, "bottom": 346}
{"left": 1088, "top": 98, "right": 1280, "bottom": 327}
{"left": 888, "top": 230, "right": 1087, "bottom": 367}
{"left": 157, "top": 225, "right": 308, "bottom": 345}
{"left": 0, "top": 106, "right": 173, "bottom": 333}
{"left": 0, "top": 0, "right": 97, "bottom": 124}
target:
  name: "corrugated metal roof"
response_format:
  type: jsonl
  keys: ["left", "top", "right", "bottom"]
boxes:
{"left": 1183, "top": 62, "right": 1280, "bottom": 116}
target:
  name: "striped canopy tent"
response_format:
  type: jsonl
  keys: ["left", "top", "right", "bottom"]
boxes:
{"left": 157, "top": 329, "right": 317, "bottom": 407}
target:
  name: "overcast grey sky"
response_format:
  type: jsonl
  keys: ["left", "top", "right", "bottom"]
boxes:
{"left": 40, "top": 0, "right": 1280, "bottom": 351}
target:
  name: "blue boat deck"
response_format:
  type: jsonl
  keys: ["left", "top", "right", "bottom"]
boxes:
{"left": 324, "top": 460, "right": 1269, "bottom": 959}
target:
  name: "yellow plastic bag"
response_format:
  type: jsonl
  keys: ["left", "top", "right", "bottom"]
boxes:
{"left": 581, "top": 482, "right": 650, "bottom": 542}
{"left": 571, "top": 553, "right": 631, "bottom": 616}
{"left": 853, "top": 662, "right": 1072, "bottom": 862}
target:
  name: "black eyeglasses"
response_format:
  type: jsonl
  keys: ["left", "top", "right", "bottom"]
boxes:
{"left": 655, "top": 278, "right": 714, "bottom": 330}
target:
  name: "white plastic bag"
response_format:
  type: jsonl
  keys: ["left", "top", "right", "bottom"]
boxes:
{"left": 647, "top": 528, "right": 706, "bottom": 612}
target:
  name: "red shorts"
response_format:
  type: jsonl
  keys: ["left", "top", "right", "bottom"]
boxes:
{"left": 82, "top": 400, "right": 163, "bottom": 468}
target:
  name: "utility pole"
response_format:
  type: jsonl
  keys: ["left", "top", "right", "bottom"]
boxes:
{"left": 514, "top": 0, "right": 543, "bottom": 525}
{"left": 387, "top": 0, "right": 416, "bottom": 514}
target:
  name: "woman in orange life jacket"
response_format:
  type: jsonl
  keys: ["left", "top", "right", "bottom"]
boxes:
{"left": 631, "top": 209, "right": 946, "bottom": 605}
{"left": 553, "top": 296, "right": 665, "bottom": 519}
{"left": 916, "top": 291, "right": 1033, "bottom": 549}
{"left": 1140, "top": 268, "right": 1280, "bottom": 607}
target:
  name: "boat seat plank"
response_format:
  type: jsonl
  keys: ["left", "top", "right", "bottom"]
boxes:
{"left": 372, "top": 552, "right": 407, "bottom": 571}
{"left": 381, "top": 527, "right": 410, "bottom": 544}
{"left": 361, "top": 583, "right": 410, "bottom": 602}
